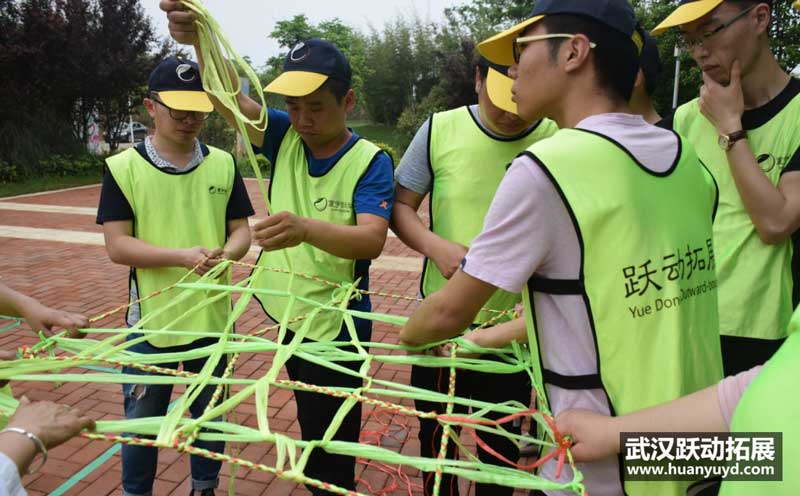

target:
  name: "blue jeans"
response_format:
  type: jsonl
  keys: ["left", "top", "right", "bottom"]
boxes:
{"left": 121, "top": 335, "right": 227, "bottom": 496}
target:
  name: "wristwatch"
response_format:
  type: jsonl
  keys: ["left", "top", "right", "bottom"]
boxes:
{"left": 718, "top": 130, "right": 747, "bottom": 151}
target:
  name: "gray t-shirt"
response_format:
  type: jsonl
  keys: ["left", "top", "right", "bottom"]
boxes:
{"left": 395, "top": 104, "right": 540, "bottom": 194}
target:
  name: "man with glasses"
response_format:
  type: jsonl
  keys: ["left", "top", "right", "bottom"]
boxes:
{"left": 400, "top": 1, "right": 723, "bottom": 495}
{"left": 392, "top": 54, "right": 556, "bottom": 496}
{"left": 654, "top": 0, "right": 800, "bottom": 376}
{"left": 96, "top": 56, "right": 254, "bottom": 496}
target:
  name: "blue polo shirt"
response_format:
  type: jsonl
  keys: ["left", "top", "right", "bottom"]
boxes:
{"left": 254, "top": 108, "right": 395, "bottom": 341}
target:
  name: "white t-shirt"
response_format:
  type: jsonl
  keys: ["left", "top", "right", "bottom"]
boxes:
{"left": 463, "top": 113, "right": 680, "bottom": 496}
{"left": 0, "top": 452, "right": 26, "bottom": 496}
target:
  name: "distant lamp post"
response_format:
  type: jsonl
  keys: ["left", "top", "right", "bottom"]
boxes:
{"left": 672, "top": 44, "right": 681, "bottom": 109}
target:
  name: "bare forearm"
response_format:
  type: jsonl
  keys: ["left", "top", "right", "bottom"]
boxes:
{"left": 0, "top": 282, "right": 35, "bottom": 318}
{"left": 469, "top": 318, "right": 528, "bottom": 349}
{"left": 193, "top": 43, "right": 265, "bottom": 145}
{"left": 391, "top": 202, "right": 440, "bottom": 257}
{"left": 0, "top": 433, "right": 38, "bottom": 476}
{"left": 105, "top": 235, "right": 187, "bottom": 269}
{"left": 303, "top": 218, "right": 386, "bottom": 260}
{"left": 728, "top": 142, "right": 795, "bottom": 243}
{"left": 401, "top": 290, "right": 471, "bottom": 346}
{"left": 607, "top": 385, "right": 725, "bottom": 452}
{"left": 223, "top": 223, "right": 252, "bottom": 261}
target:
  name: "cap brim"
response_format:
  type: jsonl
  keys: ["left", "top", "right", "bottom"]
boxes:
{"left": 486, "top": 67, "right": 518, "bottom": 115}
{"left": 652, "top": 0, "right": 723, "bottom": 36}
{"left": 478, "top": 15, "right": 545, "bottom": 67}
{"left": 158, "top": 91, "right": 214, "bottom": 112}
{"left": 264, "top": 71, "right": 329, "bottom": 97}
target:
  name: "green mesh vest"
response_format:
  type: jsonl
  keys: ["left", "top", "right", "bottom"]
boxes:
{"left": 674, "top": 92, "right": 800, "bottom": 341}
{"left": 522, "top": 128, "right": 723, "bottom": 496}
{"left": 720, "top": 307, "right": 800, "bottom": 496}
{"left": 423, "top": 106, "right": 558, "bottom": 324}
{"left": 107, "top": 146, "right": 234, "bottom": 347}
{"left": 253, "top": 129, "right": 381, "bottom": 342}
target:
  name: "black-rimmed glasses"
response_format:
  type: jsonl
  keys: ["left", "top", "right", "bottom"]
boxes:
{"left": 149, "top": 94, "right": 211, "bottom": 122}
{"left": 678, "top": 4, "right": 756, "bottom": 51}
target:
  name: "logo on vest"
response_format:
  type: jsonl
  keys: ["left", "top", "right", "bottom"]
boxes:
{"left": 209, "top": 185, "right": 228, "bottom": 195}
{"left": 313, "top": 197, "right": 352, "bottom": 213}
{"left": 624, "top": 239, "right": 718, "bottom": 320}
{"left": 757, "top": 154, "right": 776, "bottom": 173}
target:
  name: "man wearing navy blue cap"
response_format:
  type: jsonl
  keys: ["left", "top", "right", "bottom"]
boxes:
{"left": 401, "top": 1, "right": 723, "bottom": 495}
{"left": 97, "top": 56, "right": 255, "bottom": 496}
{"left": 160, "top": 3, "right": 394, "bottom": 494}
{"left": 392, "top": 53, "right": 557, "bottom": 496}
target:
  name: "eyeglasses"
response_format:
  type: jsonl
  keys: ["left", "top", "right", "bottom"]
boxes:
{"left": 677, "top": 4, "right": 756, "bottom": 51}
{"left": 513, "top": 33, "right": 597, "bottom": 64}
{"left": 149, "top": 95, "right": 211, "bottom": 122}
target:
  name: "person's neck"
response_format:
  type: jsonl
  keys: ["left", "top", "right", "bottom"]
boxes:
{"left": 551, "top": 88, "right": 632, "bottom": 129}
{"left": 741, "top": 51, "right": 790, "bottom": 110}
{"left": 152, "top": 133, "right": 196, "bottom": 169}
{"left": 306, "top": 128, "right": 352, "bottom": 159}
{"left": 630, "top": 93, "right": 662, "bottom": 125}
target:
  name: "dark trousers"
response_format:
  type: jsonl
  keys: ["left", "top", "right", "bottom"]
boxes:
{"left": 720, "top": 335, "right": 785, "bottom": 376}
{"left": 121, "top": 336, "right": 226, "bottom": 496}
{"left": 412, "top": 357, "right": 532, "bottom": 496}
{"left": 282, "top": 329, "right": 365, "bottom": 495}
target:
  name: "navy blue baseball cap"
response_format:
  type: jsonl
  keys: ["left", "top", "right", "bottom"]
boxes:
{"left": 265, "top": 38, "right": 352, "bottom": 97}
{"left": 148, "top": 57, "right": 213, "bottom": 112}
{"left": 479, "top": 0, "right": 643, "bottom": 66}
{"left": 640, "top": 30, "right": 663, "bottom": 95}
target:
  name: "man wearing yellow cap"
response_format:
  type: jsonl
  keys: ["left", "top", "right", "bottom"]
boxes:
{"left": 653, "top": 0, "right": 800, "bottom": 376}
{"left": 97, "top": 56, "right": 255, "bottom": 496}
{"left": 392, "top": 54, "right": 557, "bottom": 495}
{"left": 160, "top": 3, "right": 395, "bottom": 494}
{"left": 401, "top": 1, "right": 723, "bottom": 495}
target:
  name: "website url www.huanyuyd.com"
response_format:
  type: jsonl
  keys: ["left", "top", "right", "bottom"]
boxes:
{"left": 626, "top": 463, "right": 775, "bottom": 480}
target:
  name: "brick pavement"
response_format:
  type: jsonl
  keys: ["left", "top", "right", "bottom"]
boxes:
{"left": 0, "top": 181, "right": 533, "bottom": 496}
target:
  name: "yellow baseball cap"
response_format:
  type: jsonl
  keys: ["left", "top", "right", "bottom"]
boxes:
{"left": 264, "top": 38, "right": 351, "bottom": 97}
{"left": 478, "top": 0, "right": 641, "bottom": 66}
{"left": 651, "top": 0, "right": 724, "bottom": 36}
{"left": 149, "top": 57, "right": 213, "bottom": 112}
{"left": 485, "top": 62, "right": 518, "bottom": 114}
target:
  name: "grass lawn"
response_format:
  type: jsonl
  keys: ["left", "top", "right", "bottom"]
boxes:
{"left": 0, "top": 174, "right": 101, "bottom": 198}
{"left": 349, "top": 121, "right": 407, "bottom": 156}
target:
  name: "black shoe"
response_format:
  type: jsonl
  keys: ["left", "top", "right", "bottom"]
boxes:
{"left": 189, "top": 490, "right": 215, "bottom": 496}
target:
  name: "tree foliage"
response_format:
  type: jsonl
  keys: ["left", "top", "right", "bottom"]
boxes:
{"left": 0, "top": 0, "right": 165, "bottom": 173}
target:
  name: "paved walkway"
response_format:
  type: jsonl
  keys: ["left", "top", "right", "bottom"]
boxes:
{"left": 0, "top": 181, "right": 530, "bottom": 496}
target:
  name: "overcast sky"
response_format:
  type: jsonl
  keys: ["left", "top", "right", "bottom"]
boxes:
{"left": 142, "top": 0, "right": 462, "bottom": 66}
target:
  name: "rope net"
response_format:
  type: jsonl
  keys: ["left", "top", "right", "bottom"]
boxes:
{"left": 0, "top": 1, "right": 586, "bottom": 494}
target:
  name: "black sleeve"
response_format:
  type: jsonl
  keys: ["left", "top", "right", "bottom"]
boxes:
{"left": 781, "top": 146, "right": 800, "bottom": 175}
{"left": 96, "top": 168, "right": 134, "bottom": 224}
{"left": 226, "top": 165, "right": 255, "bottom": 220}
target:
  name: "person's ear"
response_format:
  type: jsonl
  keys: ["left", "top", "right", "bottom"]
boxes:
{"left": 474, "top": 66, "right": 483, "bottom": 95}
{"left": 563, "top": 34, "right": 592, "bottom": 73}
{"left": 634, "top": 69, "right": 646, "bottom": 89}
{"left": 343, "top": 89, "right": 356, "bottom": 113}
{"left": 753, "top": 3, "right": 771, "bottom": 36}
{"left": 143, "top": 98, "right": 156, "bottom": 118}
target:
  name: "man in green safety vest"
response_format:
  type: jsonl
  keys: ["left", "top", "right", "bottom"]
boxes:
{"left": 401, "top": 1, "right": 723, "bottom": 495}
{"left": 96, "top": 57, "right": 255, "bottom": 496}
{"left": 392, "top": 54, "right": 557, "bottom": 496}
{"left": 653, "top": 0, "right": 800, "bottom": 376}
{"left": 160, "top": 3, "right": 395, "bottom": 494}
